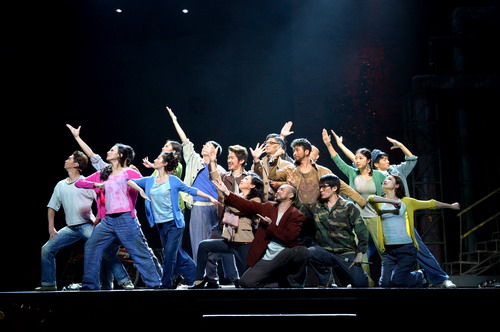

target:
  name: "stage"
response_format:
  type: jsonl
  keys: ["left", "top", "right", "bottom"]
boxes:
{"left": 1, "top": 286, "right": 498, "bottom": 330}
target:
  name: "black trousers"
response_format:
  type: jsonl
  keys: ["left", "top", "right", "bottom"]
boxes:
{"left": 239, "top": 246, "right": 310, "bottom": 288}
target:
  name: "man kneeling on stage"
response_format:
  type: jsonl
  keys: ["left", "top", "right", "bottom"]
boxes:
{"left": 212, "top": 179, "right": 309, "bottom": 288}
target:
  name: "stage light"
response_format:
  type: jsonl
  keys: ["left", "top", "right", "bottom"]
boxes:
{"left": 182, "top": 9, "right": 189, "bottom": 14}
{"left": 116, "top": 9, "right": 122, "bottom": 13}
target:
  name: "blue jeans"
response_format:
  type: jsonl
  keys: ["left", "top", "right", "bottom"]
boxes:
{"left": 40, "top": 223, "right": 130, "bottom": 287}
{"left": 82, "top": 213, "right": 162, "bottom": 289}
{"left": 414, "top": 231, "right": 449, "bottom": 285}
{"left": 380, "top": 243, "right": 424, "bottom": 288}
{"left": 367, "top": 229, "right": 450, "bottom": 286}
{"left": 157, "top": 221, "right": 196, "bottom": 287}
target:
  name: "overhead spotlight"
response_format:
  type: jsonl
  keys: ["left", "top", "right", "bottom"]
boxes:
{"left": 116, "top": 9, "right": 122, "bottom": 13}
{"left": 182, "top": 9, "right": 189, "bottom": 14}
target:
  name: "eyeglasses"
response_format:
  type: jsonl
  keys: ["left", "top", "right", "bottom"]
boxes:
{"left": 265, "top": 141, "right": 280, "bottom": 145}
{"left": 318, "top": 184, "right": 331, "bottom": 190}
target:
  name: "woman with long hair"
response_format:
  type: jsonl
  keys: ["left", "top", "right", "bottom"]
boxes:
{"left": 128, "top": 151, "right": 219, "bottom": 288}
{"left": 75, "top": 143, "right": 162, "bottom": 289}
{"left": 190, "top": 173, "right": 264, "bottom": 288}
{"left": 368, "top": 175, "right": 460, "bottom": 287}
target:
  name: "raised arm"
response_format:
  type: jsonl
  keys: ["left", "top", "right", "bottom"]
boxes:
{"left": 280, "top": 121, "right": 294, "bottom": 140}
{"left": 332, "top": 130, "right": 355, "bottom": 163}
{"left": 250, "top": 142, "right": 266, "bottom": 164}
{"left": 66, "top": 124, "right": 96, "bottom": 159}
{"left": 166, "top": 106, "right": 188, "bottom": 143}
{"left": 321, "top": 129, "right": 338, "bottom": 158}
{"left": 386, "top": 136, "right": 414, "bottom": 158}
{"left": 208, "top": 142, "right": 223, "bottom": 183}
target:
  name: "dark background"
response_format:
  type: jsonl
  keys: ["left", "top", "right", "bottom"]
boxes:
{"left": 2, "top": 0, "right": 498, "bottom": 291}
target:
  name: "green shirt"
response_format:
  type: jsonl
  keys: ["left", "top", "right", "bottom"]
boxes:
{"left": 300, "top": 197, "right": 368, "bottom": 254}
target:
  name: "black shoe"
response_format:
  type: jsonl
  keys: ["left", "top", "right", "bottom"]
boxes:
{"left": 206, "top": 280, "right": 221, "bottom": 289}
{"left": 188, "top": 278, "right": 208, "bottom": 289}
{"left": 171, "top": 276, "right": 184, "bottom": 289}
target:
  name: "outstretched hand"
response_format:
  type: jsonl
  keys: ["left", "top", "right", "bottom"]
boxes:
{"left": 139, "top": 189, "right": 151, "bottom": 202}
{"left": 212, "top": 178, "right": 230, "bottom": 196}
{"left": 331, "top": 130, "right": 343, "bottom": 146}
{"left": 280, "top": 121, "right": 294, "bottom": 138}
{"left": 250, "top": 142, "right": 266, "bottom": 160}
{"left": 143, "top": 157, "right": 154, "bottom": 169}
{"left": 166, "top": 106, "right": 176, "bottom": 121}
{"left": 208, "top": 195, "right": 224, "bottom": 206}
{"left": 386, "top": 136, "right": 403, "bottom": 150}
{"left": 66, "top": 124, "right": 81, "bottom": 138}
{"left": 321, "top": 129, "right": 331, "bottom": 145}
{"left": 256, "top": 214, "right": 272, "bottom": 225}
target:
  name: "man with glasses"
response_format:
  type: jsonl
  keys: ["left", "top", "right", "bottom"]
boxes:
{"left": 250, "top": 135, "right": 293, "bottom": 202}
{"left": 298, "top": 174, "right": 369, "bottom": 287}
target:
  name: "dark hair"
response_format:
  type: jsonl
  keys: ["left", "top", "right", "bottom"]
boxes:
{"left": 100, "top": 143, "right": 135, "bottom": 181}
{"left": 209, "top": 140, "right": 222, "bottom": 158}
{"left": 72, "top": 150, "right": 89, "bottom": 172}
{"left": 166, "top": 139, "right": 183, "bottom": 163}
{"left": 245, "top": 172, "right": 264, "bottom": 201}
{"left": 291, "top": 138, "right": 312, "bottom": 155}
{"left": 228, "top": 145, "right": 248, "bottom": 167}
{"left": 372, "top": 151, "right": 388, "bottom": 167}
{"left": 392, "top": 175, "right": 406, "bottom": 199}
{"left": 266, "top": 134, "right": 286, "bottom": 151}
{"left": 160, "top": 151, "right": 179, "bottom": 173}
{"left": 319, "top": 174, "right": 341, "bottom": 194}
{"left": 355, "top": 148, "right": 373, "bottom": 176}
{"left": 287, "top": 185, "right": 297, "bottom": 201}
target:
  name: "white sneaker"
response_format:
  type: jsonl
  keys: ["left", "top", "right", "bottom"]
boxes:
{"left": 35, "top": 285, "right": 57, "bottom": 291}
{"left": 437, "top": 279, "right": 456, "bottom": 288}
{"left": 62, "top": 283, "right": 82, "bottom": 291}
{"left": 121, "top": 280, "right": 135, "bottom": 290}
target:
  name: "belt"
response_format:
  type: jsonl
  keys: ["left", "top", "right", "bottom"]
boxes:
{"left": 193, "top": 201, "right": 214, "bottom": 206}
{"left": 385, "top": 243, "right": 411, "bottom": 250}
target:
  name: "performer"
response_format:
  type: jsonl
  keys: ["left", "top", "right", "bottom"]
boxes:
{"left": 331, "top": 131, "right": 457, "bottom": 288}
{"left": 299, "top": 174, "right": 369, "bottom": 287}
{"left": 191, "top": 173, "right": 264, "bottom": 288}
{"left": 128, "top": 151, "right": 219, "bottom": 288}
{"left": 213, "top": 179, "right": 310, "bottom": 288}
{"left": 75, "top": 143, "right": 162, "bottom": 289}
{"left": 36, "top": 151, "right": 133, "bottom": 290}
{"left": 322, "top": 129, "right": 385, "bottom": 285}
{"left": 368, "top": 175, "right": 460, "bottom": 287}
{"left": 166, "top": 107, "right": 226, "bottom": 264}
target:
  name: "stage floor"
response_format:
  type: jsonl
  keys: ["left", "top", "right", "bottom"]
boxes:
{"left": 1, "top": 286, "right": 498, "bottom": 330}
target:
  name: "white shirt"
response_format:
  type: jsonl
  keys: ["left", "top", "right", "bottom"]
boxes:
{"left": 47, "top": 176, "right": 96, "bottom": 226}
{"left": 262, "top": 210, "right": 286, "bottom": 261}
